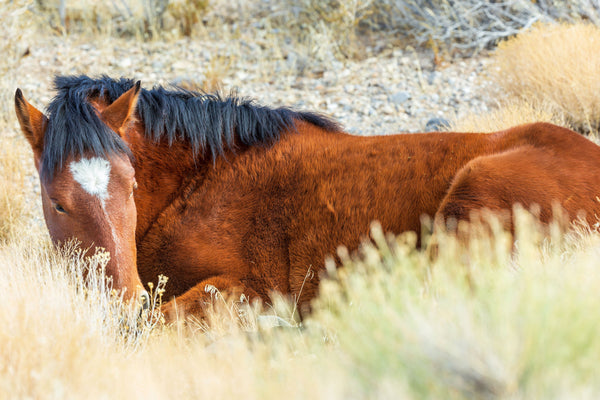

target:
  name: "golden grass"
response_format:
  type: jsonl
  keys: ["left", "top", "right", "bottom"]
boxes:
{"left": 0, "top": 232, "right": 146, "bottom": 396}
{"left": 491, "top": 23, "right": 600, "bottom": 134}
{"left": 0, "top": 138, "right": 34, "bottom": 241}
{"left": 449, "top": 98, "right": 571, "bottom": 133}
{"left": 3, "top": 5, "right": 600, "bottom": 398}
{"left": 0, "top": 2, "right": 40, "bottom": 241}
{"left": 2, "top": 208, "right": 600, "bottom": 398}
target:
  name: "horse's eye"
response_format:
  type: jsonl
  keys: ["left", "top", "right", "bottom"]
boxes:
{"left": 54, "top": 203, "right": 66, "bottom": 214}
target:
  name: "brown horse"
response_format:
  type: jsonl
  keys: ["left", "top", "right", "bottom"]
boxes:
{"left": 15, "top": 76, "right": 600, "bottom": 322}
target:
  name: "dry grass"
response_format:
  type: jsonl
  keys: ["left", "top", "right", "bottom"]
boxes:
{"left": 3, "top": 3, "right": 600, "bottom": 399}
{"left": 491, "top": 23, "right": 600, "bottom": 135}
{"left": 0, "top": 138, "right": 34, "bottom": 241}
{"left": 2, "top": 209, "right": 600, "bottom": 398}
{"left": 449, "top": 98, "right": 571, "bottom": 133}
{"left": 0, "top": 1, "right": 40, "bottom": 241}
{"left": 0, "top": 232, "right": 163, "bottom": 398}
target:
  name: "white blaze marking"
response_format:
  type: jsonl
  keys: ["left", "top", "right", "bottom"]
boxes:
{"left": 70, "top": 157, "right": 120, "bottom": 256}
{"left": 69, "top": 157, "right": 111, "bottom": 200}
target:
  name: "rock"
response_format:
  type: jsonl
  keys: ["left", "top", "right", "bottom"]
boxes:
{"left": 152, "top": 60, "right": 164, "bottom": 71}
{"left": 390, "top": 91, "right": 411, "bottom": 105}
{"left": 427, "top": 71, "right": 440, "bottom": 85}
{"left": 425, "top": 117, "right": 451, "bottom": 132}
{"left": 120, "top": 58, "right": 132, "bottom": 68}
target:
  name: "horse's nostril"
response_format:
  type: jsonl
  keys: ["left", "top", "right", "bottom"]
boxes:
{"left": 140, "top": 291, "right": 150, "bottom": 310}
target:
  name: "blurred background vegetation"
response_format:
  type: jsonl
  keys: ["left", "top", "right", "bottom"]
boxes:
{"left": 21, "top": 0, "right": 600, "bottom": 134}
{"left": 29, "top": 0, "right": 600, "bottom": 58}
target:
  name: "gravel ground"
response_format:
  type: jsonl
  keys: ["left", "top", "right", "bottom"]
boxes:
{"left": 7, "top": 33, "right": 499, "bottom": 233}
{"left": 14, "top": 35, "right": 497, "bottom": 136}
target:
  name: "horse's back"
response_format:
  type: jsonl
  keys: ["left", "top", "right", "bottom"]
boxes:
{"left": 438, "top": 123, "right": 600, "bottom": 228}
{"left": 145, "top": 125, "right": 482, "bottom": 303}
{"left": 253, "top": 125, "right": 498, "bottom": 303}
{"left": 138, "top": 120, "right": 600, "bottom": 311}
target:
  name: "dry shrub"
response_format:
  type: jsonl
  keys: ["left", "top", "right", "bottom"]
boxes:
{"left": 260, "top": 0, "right": 600, "bottom": 59}
{"left": 269, "top": 0, "right": 382, "bottom": 59}
{"left": 27, "top": 0, "right": 600, "bottom": 60}
{"left": 172, "top": 54, "right": 232, "bottom": 94}
{"left": 32, "top": 0, "right": 209, "bottom": 38}
{"left": 379, "top": 0, "right": 600, "bottom": 55}
{"left": 449, "top": 98, "right": 571, "bottom": 133}
{"left": 492, "top": 23, "right": 600, "bottom": 135}
{"left": 163, "top": 0, "right": 209, "bottom": 36}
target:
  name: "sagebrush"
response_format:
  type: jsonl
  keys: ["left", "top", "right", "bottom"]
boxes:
{"left": 491, "top": 23, "right": 600, "bottom": 135}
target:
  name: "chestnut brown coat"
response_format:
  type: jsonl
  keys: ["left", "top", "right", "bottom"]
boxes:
{"left": 15, "top": 76, "right": 600, "bottom": 322}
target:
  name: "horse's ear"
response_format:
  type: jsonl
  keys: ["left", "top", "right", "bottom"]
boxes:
{"left": 101, "top": 81, "right": 141, "bottom": 135}
{"left": 15, "top": 89, "right": 48, "bottom": 158}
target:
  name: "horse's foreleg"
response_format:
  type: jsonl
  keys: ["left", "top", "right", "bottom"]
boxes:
{"left": 160, "top": 275, "right": 260, "bottom": 324}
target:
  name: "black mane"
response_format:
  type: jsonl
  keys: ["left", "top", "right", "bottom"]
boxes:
{"left": 41, "top": 75, "right": 341, "bottom": 180}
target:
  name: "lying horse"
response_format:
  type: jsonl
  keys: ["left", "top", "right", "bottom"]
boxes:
{"left": 15, "top": 76, "right": 600, "bottom": 322}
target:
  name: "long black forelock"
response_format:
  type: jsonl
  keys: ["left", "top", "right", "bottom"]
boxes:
{"left": 42, "top": 75, "right": 341, "bottom": 180}
{"left": 41, "top": 76, "right": 133, "bottom": 182}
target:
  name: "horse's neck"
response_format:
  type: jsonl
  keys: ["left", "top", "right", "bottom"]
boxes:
{"left": 128, "top": 133, "right": 203, "bottom": 242}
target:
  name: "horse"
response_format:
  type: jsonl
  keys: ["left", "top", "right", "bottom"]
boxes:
{"left": 15, "top": 75, "right": 600, "bottom": 322}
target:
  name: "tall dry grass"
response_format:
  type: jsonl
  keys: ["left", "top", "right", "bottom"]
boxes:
{"left": 1, "top": 207, "right": 600, "bottom": 398}
{"left": 0, "top": 232, "right": 164, "bottom": 398}
{"left": 0, "top": 139, "right": 33, "bottom": 240}
{"left": 312, "top": 215, "right": 600, "bottom": 398}
{"left": 491, "top": 23, "right": 600, "bottom": 135}
{"left": 0, "top": 1, "right": 40, "bottom": 241}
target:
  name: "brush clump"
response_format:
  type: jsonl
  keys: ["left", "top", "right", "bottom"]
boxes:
{"left": 491, "top": 23, "right": 600, "bottom": 135}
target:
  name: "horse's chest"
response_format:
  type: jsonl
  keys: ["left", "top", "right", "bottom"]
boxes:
{"left": 135, "top": 190, "right": 249, "bottom": 294}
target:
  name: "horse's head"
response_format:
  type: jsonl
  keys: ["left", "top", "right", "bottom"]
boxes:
{"left": 15, "top": 83, "right": 149, "bottom": 309}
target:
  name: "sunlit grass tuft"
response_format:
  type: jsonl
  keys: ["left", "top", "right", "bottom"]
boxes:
{"left": 310, "top": 213, "right": 600, "bottom": 398}
{"left": 491, "top": 23, "right": 600, "bottom": 135}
